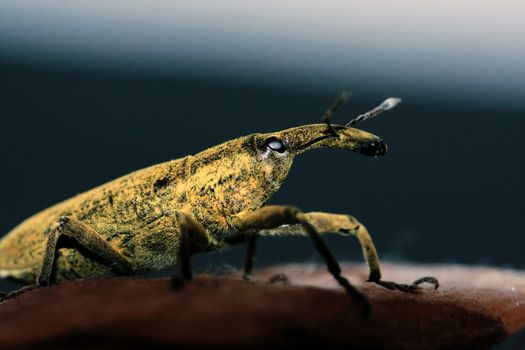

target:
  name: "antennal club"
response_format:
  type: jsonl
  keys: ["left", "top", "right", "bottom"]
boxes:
{"left": 323, "top": 90, "right": 352, "bottom": 136}
{"left": 346, "top": 98, "right": 402, "bottom": 127}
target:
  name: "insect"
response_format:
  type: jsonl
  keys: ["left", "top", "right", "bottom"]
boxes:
{"left": 0, "top": 92, "right": 438, "bottom": 314}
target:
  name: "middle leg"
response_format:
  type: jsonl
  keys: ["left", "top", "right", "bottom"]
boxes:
{"left": 174, "top": 212, "right": 212, "bottom": 282}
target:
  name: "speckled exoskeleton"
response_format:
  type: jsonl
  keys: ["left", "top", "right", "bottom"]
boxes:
{"left": 0, "top": 93, "right": 438, "bottom": 314}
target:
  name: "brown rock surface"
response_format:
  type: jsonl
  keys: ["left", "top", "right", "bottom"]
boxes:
{"left": 0, "top": 263, "right": 524, "bottom": 349}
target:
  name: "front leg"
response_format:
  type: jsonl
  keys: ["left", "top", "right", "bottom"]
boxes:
{"left": 298, "top": 212, "right": 439, "bottom": 291}
{"left": 233, "top": 205, "right": 371, "bottom": 315}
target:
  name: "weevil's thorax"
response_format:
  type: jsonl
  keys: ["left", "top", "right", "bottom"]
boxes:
{"left": 185, "top": 134, "right": 293, "bottom": 231}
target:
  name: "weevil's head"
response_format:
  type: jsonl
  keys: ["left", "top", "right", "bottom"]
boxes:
{"left": 249, "top": 94, "right": 402, "bottom": 197}
{"left": 252, "top": 123, "right": 387, "bottom": 191}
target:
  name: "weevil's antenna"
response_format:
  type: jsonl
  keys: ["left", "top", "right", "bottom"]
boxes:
{"left": 323, "top": 90, "right": 352, "bottom": 136}
{"left": 346, "top": 98, "right": 402, "bottom": 126}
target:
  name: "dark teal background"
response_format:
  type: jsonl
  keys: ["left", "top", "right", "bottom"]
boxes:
{"left": 2, "top": 59, "right": 523, "bottom": 274}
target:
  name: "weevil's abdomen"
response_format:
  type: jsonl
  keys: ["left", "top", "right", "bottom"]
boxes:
{"left": 0, "top": 193, "right": 130, "bottom": 284}
{"left": 0, "top": 157, "right": 191, "bottom": 284}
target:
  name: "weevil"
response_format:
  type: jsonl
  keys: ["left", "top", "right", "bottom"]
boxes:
{"left": 0, "top": 93, "right": 438, "bottom": 314}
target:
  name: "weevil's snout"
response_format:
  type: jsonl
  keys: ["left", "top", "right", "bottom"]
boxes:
{"left": 282, "top": 124, "right": 387, "bottom": 158}
{"left": 359, "top": 138, "right": 387, "bottom": 157}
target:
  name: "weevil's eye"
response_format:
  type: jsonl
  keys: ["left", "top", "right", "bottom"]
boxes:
{"left": 264, "top": 137, "right": 286, "bottom": 153}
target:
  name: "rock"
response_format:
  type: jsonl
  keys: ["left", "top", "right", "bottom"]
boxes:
{"left": 0, "top": 263, "right": 523, "bottom": 349}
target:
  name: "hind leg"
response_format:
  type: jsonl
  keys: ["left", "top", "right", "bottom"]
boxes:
{"left": 1, "top": 216, "right": 133, "bottom": 301}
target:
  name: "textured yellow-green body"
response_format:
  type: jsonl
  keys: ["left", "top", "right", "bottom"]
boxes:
{"left": 0, "top": 123, "right": 379, "bottom": 285}
{"left": 0, "top": 134, "right": 282, "bottom": 284}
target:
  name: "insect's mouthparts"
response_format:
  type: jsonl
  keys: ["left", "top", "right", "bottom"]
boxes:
{"left": 359, "top": 139, "right": 388, "bottom": 157}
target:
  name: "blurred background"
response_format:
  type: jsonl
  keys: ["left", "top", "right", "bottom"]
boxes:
{"left": 1, "top": 0, "right": 523, "bottom": 296}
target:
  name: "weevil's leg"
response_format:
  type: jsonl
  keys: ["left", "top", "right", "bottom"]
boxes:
{"left": 174, "top": 212, "right": 211, "bottom": 283}
{"left": 38, "top": 216, "right": 133, "bottom": 287}
{"left": 306, "top": 212, "right": 438, "bottom": 291}
{"left": 178, "top": 216, "right": 192, "bottom": 282}
{"left": 1, "top": 216, "right": 133, "bottom": 301}
{"left": 242, "top": 233, "right": 257, "bottom": 279}
{"left": 260, "top": 212, "right": 439, "bottom": 292}
{"left": 233, "top": 205, "right": 370, "bottom": 315}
